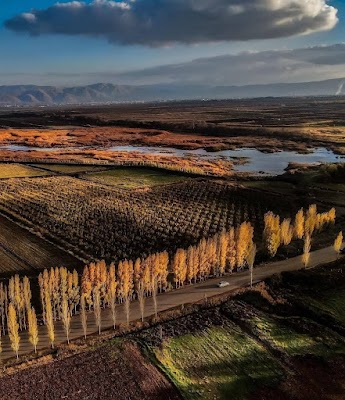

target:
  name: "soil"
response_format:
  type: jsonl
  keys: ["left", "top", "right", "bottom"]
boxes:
{"left": 250, "top": 357, "right": 345, "bottom": 400}
{"left": 0, "top": 341, "right": 181, "bottom": 400}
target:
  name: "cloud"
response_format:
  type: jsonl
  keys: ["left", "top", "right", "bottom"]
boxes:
{"left": 108, "top": 43, "right": 345, "bottom": 85}
{"left": 5, "top": 0, "right": 338, "bottom": 46}
{"left": 1, "top": 43, "right": 345, "bottom": 87}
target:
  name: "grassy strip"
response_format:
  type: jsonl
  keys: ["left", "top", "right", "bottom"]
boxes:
{"left": 0, "top": 163, "right": 49, "bottom": 179}
{"left": 153, "top": 325, "right": 283, "bottom": 400}
{"left": 84, "top": 167, "right": 191, "bottom": 188}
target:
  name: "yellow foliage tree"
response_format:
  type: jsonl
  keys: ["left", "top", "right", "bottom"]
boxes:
{"left": 302, "top": 235, "right": 311, "bottom": 268}
{"left": 45, "top": 291, "right": 55, "bottom": 349}
{"left": 280, "top": 218, "right": 294, "bottom": 246}
{"left": 263, "top": 212, "right": 281, "bottom": 257}
{"left": 246, "top": 243, "right": 257, "bottom": 288}
{"left": 8, "top": 303, "right": 20, "bottom": 359}
{"left": 80, "top": 294, "right": 87, "bottom": 339}
{"left": 334, "top": 231, "right": 343, "bottom": 259}
{"left": 28, "top": 306, "right": 39, "bottom": 353}
{"left": 294, "top": 208, "right": 305, "bottom": 240}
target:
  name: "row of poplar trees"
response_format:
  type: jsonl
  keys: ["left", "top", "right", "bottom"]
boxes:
{"left": 263, "top": 205, "right": 336, "bottom": 261}
{"left": 0, "top": 204, "right": 340, "bottom": 358}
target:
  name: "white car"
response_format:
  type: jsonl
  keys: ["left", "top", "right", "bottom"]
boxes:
{"left": 217, "top": 281, "right": 230, "bottom": 288}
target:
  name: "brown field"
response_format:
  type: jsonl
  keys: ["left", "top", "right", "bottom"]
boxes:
{"left": 0, "top": 246, "right": 31, "bottom": 275}
{"left": 0, "top": 213, "right": 82, "bottom": 276}
{"left": 0, "top": 340, "right": 181, "bottom": 400}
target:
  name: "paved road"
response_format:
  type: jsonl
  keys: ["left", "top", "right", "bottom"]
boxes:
{"left": 1, "top": 245, "right": 342, "bottom": 360}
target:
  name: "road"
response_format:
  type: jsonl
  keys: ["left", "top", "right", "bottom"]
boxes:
{"left": 1, "top": 245, "right": 342, "bottom": 360}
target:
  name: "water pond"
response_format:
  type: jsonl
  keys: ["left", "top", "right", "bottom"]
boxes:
{"left": 0, "top": 144, "right": 344, "bottom": 175}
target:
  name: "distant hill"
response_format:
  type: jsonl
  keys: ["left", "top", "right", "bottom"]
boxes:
{"left": 0, "top": 78, "right": 344, "bottom": 106}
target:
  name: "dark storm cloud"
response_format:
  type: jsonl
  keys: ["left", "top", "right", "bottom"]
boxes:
{"left": 5, "top": 0, "right": 338, "bottom": 46}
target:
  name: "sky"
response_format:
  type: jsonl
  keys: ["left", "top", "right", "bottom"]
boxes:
{"left": 0, "top": 0, "right": 345, "bottom": 86}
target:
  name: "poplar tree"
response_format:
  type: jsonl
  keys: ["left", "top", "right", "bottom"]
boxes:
{"left": 118, "top": 260, "right": 134, "bottom": 326}
{"left": 38, "top": 271, "right": 47, "bottom": 324}
{"left": 236, "top": 222, "right": 254, "bottom": 268}
{"left": 93, "top": 287, "right": 102, "bottom": 335}
{"left": 0, "top": 283, "right": 8, "bottom": 336}
{"left": 61, "top": 297, "right": 71, "bottom": 344}
{"left": 227, "top": 227, "right": 236, "bottom": 273}
{"left": 173, "top": 249, "right": 187, "bottom": 288}
{"left": 218, "top": 230, "right": 228, "bottom": 276}
{"left": 264, "top": 212, "right": 281, "bottom": 257}
{"left": 294, "top": 208, "right": 305, "bottom": 239}
{"left": 134, "top": 258, "right": 146, "bottom": 322}
{"left": 82, "top": 265, "right": 93, "bottom": 310}
{"left": 151, "top": 256, "right": 159, "bottom": 318}
{"left": 302, "top": 235, "right": 311, "bottom": 268}
{"left": 186, "top": 246, "right": 196, "bottom": 284}
{"left": 334, "top": 231, "right": 343, "bottom": 259}
{"left": 280, "top": 218, "right": 293, "bottom": 246}
{"left": 246, "top": 243, "right": 257, "bottom": 288}
{"left": 28, "top": 306, "right": 39, "bottom": 353}
{"left": 158, "top": 251, "right": 169, "bottom": 292}
{"left": 305, "top": 205, "right": 318, "bottom": 237}
{"left": 8, "top": 303, "right": 20, "bottom": 359}
{"left": 45, "top": 291, "right": 55, "bottom": 349}
{"left": 107, "top": 263, "right": 118, "bottom": 328}
{"left": 80, "top": 294, "right": 88, "bottom": 339}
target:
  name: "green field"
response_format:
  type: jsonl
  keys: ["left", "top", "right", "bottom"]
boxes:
{"left": 84, "top": 167, "right": 191, "bottom": 188}
{"left": 143, "top": 264, "right": 345, "bottom": 400}
{"left": 154, "top": 325, "right": 282, "bottom": 400}
{"left": 31, "top": 164, "right": 107, "bottom": 174}
{"left": 249, "top": 312, "right": 345, "bottom": 357}
{"left": 298, "top": 289, "right": 345, "bottom": 327}
{"left": 0, "top": 163, "right": 49, "bottom": 179}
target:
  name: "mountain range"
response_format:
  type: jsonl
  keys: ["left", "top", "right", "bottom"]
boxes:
{"left": 0, "top": 78, "right": 344, "bottom": 106}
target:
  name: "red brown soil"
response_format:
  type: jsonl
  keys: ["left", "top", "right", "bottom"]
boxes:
{"left": 0, "top": 126, "right": 243, "bottom": 150}
{"left": 251, "top": 357, "right": 345, "bottom": 400}
{"left": 0, "top": 341, "right": 181, "bottom": 400}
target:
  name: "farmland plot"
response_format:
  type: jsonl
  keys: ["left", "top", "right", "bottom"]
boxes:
{"left": 0, "top": 247, "right": 31, "bottom": 275}
{"left": 0, "top": 163, "right": 49, "bottom": 179}
{"left": 0, "top": 176, "right": 294, "bottom": 263}
{"left": 0, "top": 214, "right": 82, "bottom": 275}
{"left": 84, "top": 167, "right": 190, "bottom": 188}
{"left": 155, "top": 325, "right": 282, "bottom": 400}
